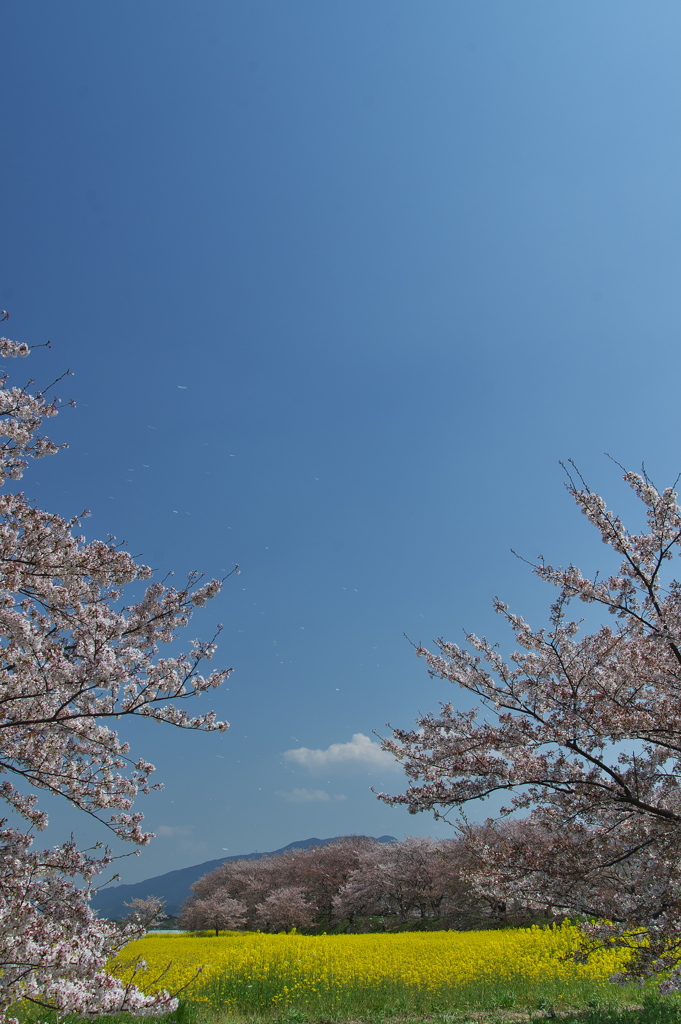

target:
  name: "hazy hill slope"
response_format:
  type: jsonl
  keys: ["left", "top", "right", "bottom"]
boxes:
{"left": 91, "top": 835, "right": 397, "bottom": 919}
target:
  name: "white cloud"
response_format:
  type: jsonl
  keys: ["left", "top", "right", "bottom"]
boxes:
{"left": 155, "top": 824, "right": 192, "bottom": 838}
{"left": 283, "top": 732, "right": 401, "bottom": 773}
{"left": 276, "top": 788, "right": 348, "bottom": 803}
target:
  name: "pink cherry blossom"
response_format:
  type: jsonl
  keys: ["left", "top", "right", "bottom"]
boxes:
{"left": 179, "top": 895, "right": 247, "bottom": 935}
{"left": 185, "top": 836, "right": 493, "bottom": 931}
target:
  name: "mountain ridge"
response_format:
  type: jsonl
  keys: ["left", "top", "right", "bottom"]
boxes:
{"left": 90, "top": 835, "right": 397, "bottom": 919}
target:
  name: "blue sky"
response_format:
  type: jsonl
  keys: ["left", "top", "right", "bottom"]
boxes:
{"left": 4, "top": 1, "right": 681, "bottom": 884}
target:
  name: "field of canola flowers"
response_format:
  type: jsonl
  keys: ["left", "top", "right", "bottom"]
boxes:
{"left": 109, "top": 925, "right": 637, "bottom": 1016}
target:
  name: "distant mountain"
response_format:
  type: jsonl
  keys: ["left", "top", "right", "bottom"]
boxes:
{"left": 90, "top": 835, "right": 397, "bottom": 920}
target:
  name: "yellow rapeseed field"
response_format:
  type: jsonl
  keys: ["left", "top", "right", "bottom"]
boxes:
{"left": 109, "top": 925, "right": 632, "bottom": 1013}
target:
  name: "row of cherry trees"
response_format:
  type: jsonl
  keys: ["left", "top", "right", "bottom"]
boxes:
{"left": 179, "top": 836, "right": 541, "bottom": 934}
{"left": 0, "top": 331, "right": 232, "bottom": 1020}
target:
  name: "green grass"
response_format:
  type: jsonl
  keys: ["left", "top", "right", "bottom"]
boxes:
{"left": 185, "top": 970, "right": 655, "bottom": 1018}
{"left": 13, "top": 981, "right": 681, "bottom": 1024}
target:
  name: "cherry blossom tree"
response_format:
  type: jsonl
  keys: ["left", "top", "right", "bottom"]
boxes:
{"left": 379, "top": 466, "right": 681, "bottom": 987}
{"left": 187, "top": 836, "right": 495, "bottom": 933}
{"left": 123, "top": 897, "right": 168, "bottom": 931}
{"left": 254, "top": 886, "right": 315, "bottom": 933}
{"left": 178, "top": 895, "right": 246, "bottom": 936}
{"left": 188, "top": 856, "right": 279, "bottom": 929}
{"left": 333, "top": 837, "right": 488, "bottom": 930}
{"left": 0, "top": 332, "right": 233, "bottom": 1020}
{"left": 283, "top": 837, "right": 384, "bottom": 926}
{"left": 186, "top": 838, "right": 386, "bottom": 931}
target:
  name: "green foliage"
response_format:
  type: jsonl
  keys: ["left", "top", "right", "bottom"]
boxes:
{"left": 12, "top": 978, "right": 676, "bottom": 1024}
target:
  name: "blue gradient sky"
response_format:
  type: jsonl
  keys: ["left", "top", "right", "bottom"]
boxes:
{"left": 3, "top": 1, "right": 681, "bottom": 883}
